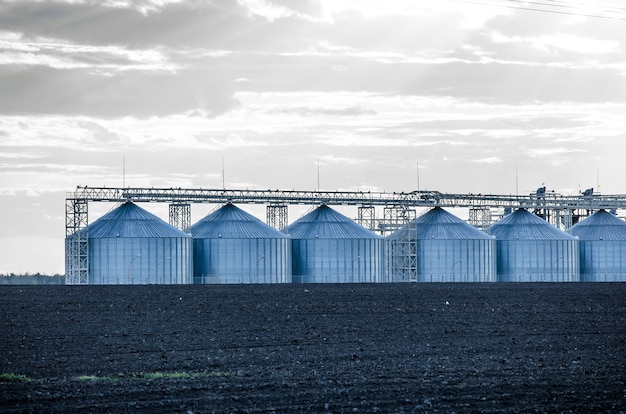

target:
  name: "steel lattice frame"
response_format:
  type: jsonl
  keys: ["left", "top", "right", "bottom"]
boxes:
{"left": 357, "top": 206, "right": 376, "bottom": 231}
{"left": 383, "top": 207, "right": 418, "bottom": 282}
{"left": 469, "top": 207, "right": 492, "bottom": 231}
{"left": 65, "top": 185, "right": 626, "bottom": 283}
{"left": 266, "top": 204, "right": 288, "bottom": 232}
{"left": 65, "top": 198, "right": 89, "bottom": 285}
{"left": 169, "top": 203, "right": 191, "bottom": 233}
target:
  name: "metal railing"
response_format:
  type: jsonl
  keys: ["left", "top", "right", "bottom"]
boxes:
{"left": 67, "top": 185, "right": 626, "bottom": 211}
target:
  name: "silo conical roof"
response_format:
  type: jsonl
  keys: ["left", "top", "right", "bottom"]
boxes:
{"left": 190, "top": 203, "right": 289, "bottom": 239}
{"left": 571, "top": 209, "right": 626, "bottom": 241}
{"left": 390, "top": 207, "right": 493, "bottom": 240}
{"left": 488, "top": 209, "right": 575, "bottom": 240}
{"left": 80, "top": 201, "right": 189, "bottom": 238}
{"left": 285, "top": 205, "right": 380, "bottom": 239}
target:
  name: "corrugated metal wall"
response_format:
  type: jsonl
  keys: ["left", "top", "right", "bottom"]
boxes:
{"left": 287, "top": 205, "right": 386, "bottom": 283}
{"left": 70, "top": 201, "right": 193, "bottom": 285}
{"left": 416, "top": 239, "right": 497, "bottom": 282}
{"left": 387, "top": 207, "right": 497, "bottom": 282}
{"left": 578, "top": 241, "right": 626, "bottom": 282}
{"left": 89, "top": 237, "right": 192, "bottom": 284}
{"left": 489, "top": 209, "right": 580, "bottom": 282}
{"left": 495, "top": 239, "right": 579, "bottom": 282}
{"left": 66, "top": 202, "right": 626, "bottom": 284}
{"left": 193, "top": 238, "right": 291, "bottom": 284}
{"left": 291, "top": 238, "right": 385, "bottom": 283}
{"left": 190, "top": 203, "right": 292, "bottom": 284}
{"left": 571, "top": 210, "right": 626, "bottom": 282}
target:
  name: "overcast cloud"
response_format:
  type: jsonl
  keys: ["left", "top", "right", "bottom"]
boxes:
{"left": 1, "top": 0, "right": 625, "bottom": 274}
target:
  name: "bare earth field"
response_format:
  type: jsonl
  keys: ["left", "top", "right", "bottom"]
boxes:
{"left": 1, "top": 283, "right": 625, "bottom": 413}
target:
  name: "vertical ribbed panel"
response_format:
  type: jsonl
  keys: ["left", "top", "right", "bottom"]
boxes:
{"left": 288, "top": 205, "right": 385, "bottom": 283}
{"left": 69, "top": 201, "right": 193, "bottom": 285}
{"left": 489, "top": 209, "right": 580, "bottom": 282}
{"left": 291, "top": 238, "right": 385, "bottom": 283}
{"left": 415, "top": 239, "right": 497, "bottom": 283}
{"left": 387, "top": 207, "right": 497, "bottom": 282}
{"left": 190, "top": 203, "right": 292, "bottom": 284}
{"left": 87, "top": 237, "right": 193, "bottom": 285}
{"left": 572, "top": 210, "right": 626, "bottom": 281}
{"left": 578, "top": 241, "right": 626, "bottom": 282}
{"left": 495, "top": 240, "right": 579, "bottom": 282}
{"left": 193, "top": 238, "right": 291, "bottom": 284}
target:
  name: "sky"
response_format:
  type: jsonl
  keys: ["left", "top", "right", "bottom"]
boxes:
{"left": 1, "top": 0, "right": 626, "bottom": 274}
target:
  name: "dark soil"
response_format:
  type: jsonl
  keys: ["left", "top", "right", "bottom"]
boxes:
{"left": 1, "top": 283, "right": 625, "bottom": 413}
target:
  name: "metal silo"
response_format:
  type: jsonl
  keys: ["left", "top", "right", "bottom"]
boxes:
{"left": 66, "top": 201, "right": 192, "bottom": 285}
{"left": 571, "top": 209, "right": 626, "bottom": 282}
{"left": 387, "top": 207, "right": 497, "bottom": 282}
{"left": 189, "top": 203, "right": 291, "bottom": 284}
{"left": 284, "top": 205, "right": 385, "bottom": 283}
{"left": 487, "top": 209, "right": 579, "bottom": 282}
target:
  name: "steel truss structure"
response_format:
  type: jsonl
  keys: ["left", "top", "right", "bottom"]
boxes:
{"left": 65, "top": 198, "right": 89, "bottom": 285}
{"left": 65, "top": 185, "right": 626, "bottom": 284}
{"left": 169, "top": 203, "right": 191, "bottom": 233}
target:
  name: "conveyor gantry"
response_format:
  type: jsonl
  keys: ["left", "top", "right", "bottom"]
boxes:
{"left": 65, "top": 185, "right": 626, "bottom": 284}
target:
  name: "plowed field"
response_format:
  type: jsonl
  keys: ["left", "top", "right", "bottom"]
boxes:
{"left": 1, "top": 283, "right": 625, "bottom": 413}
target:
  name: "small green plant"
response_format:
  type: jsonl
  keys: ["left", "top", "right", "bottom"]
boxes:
{"left": 73, "top": 370, "right": 231, "bottom": 383}
{"left": 75, "top": 375, "right": 117, "bottom": 382}
{"left": 0, "top": 373, "right": 32, "bottom": 383}
{"left": 204, "top": 371, "right": 230, "bottom": 377}
{"left": 143, "top": 371, "right": 171, "bottom": 379}
{"left": 134, "top": 371, "right": 231, "bottom": 380}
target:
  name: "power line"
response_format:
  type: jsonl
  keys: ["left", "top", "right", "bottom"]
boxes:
{"left": 510, "top": 0, "right": 626, "bottom": 17}
{"left": 537, "top": 0, "right": 626, "bottom": 14}
{"left": 448, "top": 0, "right": 626, "bottom": 20}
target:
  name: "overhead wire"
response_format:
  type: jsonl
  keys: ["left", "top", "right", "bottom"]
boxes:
{"left": 509, "top": 0, "right": 626, "bottom": 17}
{"left": 447, "top": 0, "right": 626, "bottom": 20}
{"left": 536, "top": 0, "right": 626, "bottom": 14}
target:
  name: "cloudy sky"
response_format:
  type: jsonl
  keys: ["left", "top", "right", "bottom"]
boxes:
{"left": 1, "top": 0, "right": 626, "bottom": 274}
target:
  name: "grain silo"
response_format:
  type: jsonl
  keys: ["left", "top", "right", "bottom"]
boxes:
{"left": 387, "top": 207, "right": 497, "bottom": 282}
{"left": 570, "top": 209, "right": 626, "bottom": 282}
{"left": 66, "top": 201, "right": 192, "bottom": 284}
{"left": 487, "top": 209, "right": 579, "bottom": 282}
{"left": 285, "top": 205, "right": 385, "bottom": 283}
{"left": 189, "top": 203, "right": 291, "bottom": 284}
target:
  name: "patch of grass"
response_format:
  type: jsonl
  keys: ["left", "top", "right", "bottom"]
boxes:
{"left": 75, "top": 375, "right": 117, "bottom": 382}
{"left": 141, "top": 371, "right": 230, "bottom": 380}
{"left": 204, "top": 371, "right": 230, "bottom": 377}
{"left": 74, "top": 371, "right": 230, "bottom": 382}
{"left": 0, "top": 373, "right": 32, "bottom": 383}
{"left": 143, "top": 371, "right": 174, "bottom": 379}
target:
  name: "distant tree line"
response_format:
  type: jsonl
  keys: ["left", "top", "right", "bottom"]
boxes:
{"left": 0, "top": 273, "right": 65, "bottom": 285}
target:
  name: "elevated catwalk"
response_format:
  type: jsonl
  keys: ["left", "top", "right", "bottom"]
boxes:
{"left": 66, "top": 185, "right": 624, "bottom": 284}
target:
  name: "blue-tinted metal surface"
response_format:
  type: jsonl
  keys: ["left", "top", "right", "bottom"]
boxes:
{"left": 571, "top": 210, "right": 626, "bottom": 281}
{"left": 286, "top": 205, "right": 385, "bottom": 283}
{"left": 396, "top": 207, "right": 495, "bottom": 240}
{"left": 83, "top": 201, "right": 189, "bottom": 238}
{"left": 388, "top": 207, "right": 497, "bottom": 282}
{"left": 488, "top": 209, "right": 579, "bottom": 282}
{"left": 191, "top": 203, "right": 289, "bottom": 239}
{"left": 87, "top": 237, "right": 192, "bottom": 284}
{"left": 576, "top": 241, "right": 626, "bottom": 282}
{"left": 190, "top": 203, "right": 291, "bottom": 284}
{"left": 488, "top": 208, "right": 576, "bottom": 240}
{"left": 415, "top": 239, "right": 496, "bottom": 282}
{"left": 571, "top": 209, "right": 626, "bottom": 241}
{"left": 71, "top": 202, "right": 192, "bottom": 284}
{"left": 285, "top": 205, "right": 381, "bottom": 239}
{"left": 193, "top": 238, "right": 291, "bottom": 284}
{"left": 291, "top": 238, "right": 385, "bottom": 283}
